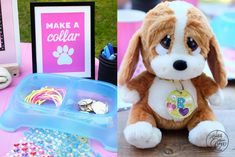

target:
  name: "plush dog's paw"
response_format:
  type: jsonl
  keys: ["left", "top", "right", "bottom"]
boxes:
{"left": 189, "top": 121, "right": 225, "bottom": 147}
{"left": 119, "top": 85, "right": 140, "bottom": 104}
{"left": 124, "top": 121, "right": 162, "bottom": 149}
{"left": 208, "top": 89, "right": 223, "bottom": 106}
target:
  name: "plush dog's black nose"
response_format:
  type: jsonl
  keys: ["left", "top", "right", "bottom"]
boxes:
{"left": 173, "top": 60, "right": 187, "bottom": 71}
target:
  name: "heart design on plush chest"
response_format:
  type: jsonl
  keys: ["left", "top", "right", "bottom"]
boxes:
{"left": 179, "top": 108, "right": 189, "bottom": 116}
{"left": 167, "top": 103, "right": 176, "bottom": 111}
{"left": 165, "top": 90, "right": 195, "bottom": 120}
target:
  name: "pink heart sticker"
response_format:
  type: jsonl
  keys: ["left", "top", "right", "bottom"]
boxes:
{"left": 167, "top": 103, "right": 176, "bottom": 111}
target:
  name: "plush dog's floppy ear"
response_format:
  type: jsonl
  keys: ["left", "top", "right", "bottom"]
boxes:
{"left": 118, "top": 31, "right": 141, "bottom": 85}
{"left": 207, "top": 36, "right": 227, "bottom": 88}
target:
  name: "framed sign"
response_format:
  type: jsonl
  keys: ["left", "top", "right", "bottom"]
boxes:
{"left": 0, "top": 0, "right": 21, "bottom": 76}
{"left": 0, "top": 1, "right": 5, "bottom": 51}
{"left": 30, "top": 2, "right": 95, "bottom": 79}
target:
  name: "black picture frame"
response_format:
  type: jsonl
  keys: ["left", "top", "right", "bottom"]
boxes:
{"left": 30, "top": 1, "right": 95, "bottom": 79}
{"left": 0, "top": 1, "right": 5, "bottom": 51}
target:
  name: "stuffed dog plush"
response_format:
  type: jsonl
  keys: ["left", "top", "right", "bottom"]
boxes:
{"left": 119, "top": 1, "right": 227, "bottom": 149}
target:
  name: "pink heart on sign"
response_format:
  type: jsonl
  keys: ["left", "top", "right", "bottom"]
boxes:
{"left": 167, "top": 103, "right": 176, "bottom": 111}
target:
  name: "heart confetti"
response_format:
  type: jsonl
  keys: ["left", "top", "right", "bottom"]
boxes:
{"left": 6, "top": 139, "right": 50, "bottom": 157}
{"left": 6, "top": 128, "right": 103, "bottom": 157}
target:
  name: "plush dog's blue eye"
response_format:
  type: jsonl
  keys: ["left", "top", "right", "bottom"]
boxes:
{"left": 160, "top": 35, "right": 171, "bottom": 49}
{"left": 187, "top": 37, "right": 198, "bottom": 51}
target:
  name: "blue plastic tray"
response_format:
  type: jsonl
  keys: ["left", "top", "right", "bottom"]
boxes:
{"left": 0, "top": 74, "right": 117, "bottom": 152}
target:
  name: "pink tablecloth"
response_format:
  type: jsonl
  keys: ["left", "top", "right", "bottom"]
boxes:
{"left": 0, "top": 43, "right": 116, "bottom": 156}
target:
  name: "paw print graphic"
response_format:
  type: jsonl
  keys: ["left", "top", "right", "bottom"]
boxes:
{"left": 53, "top": 45, "right": 74, "bottom": 65}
